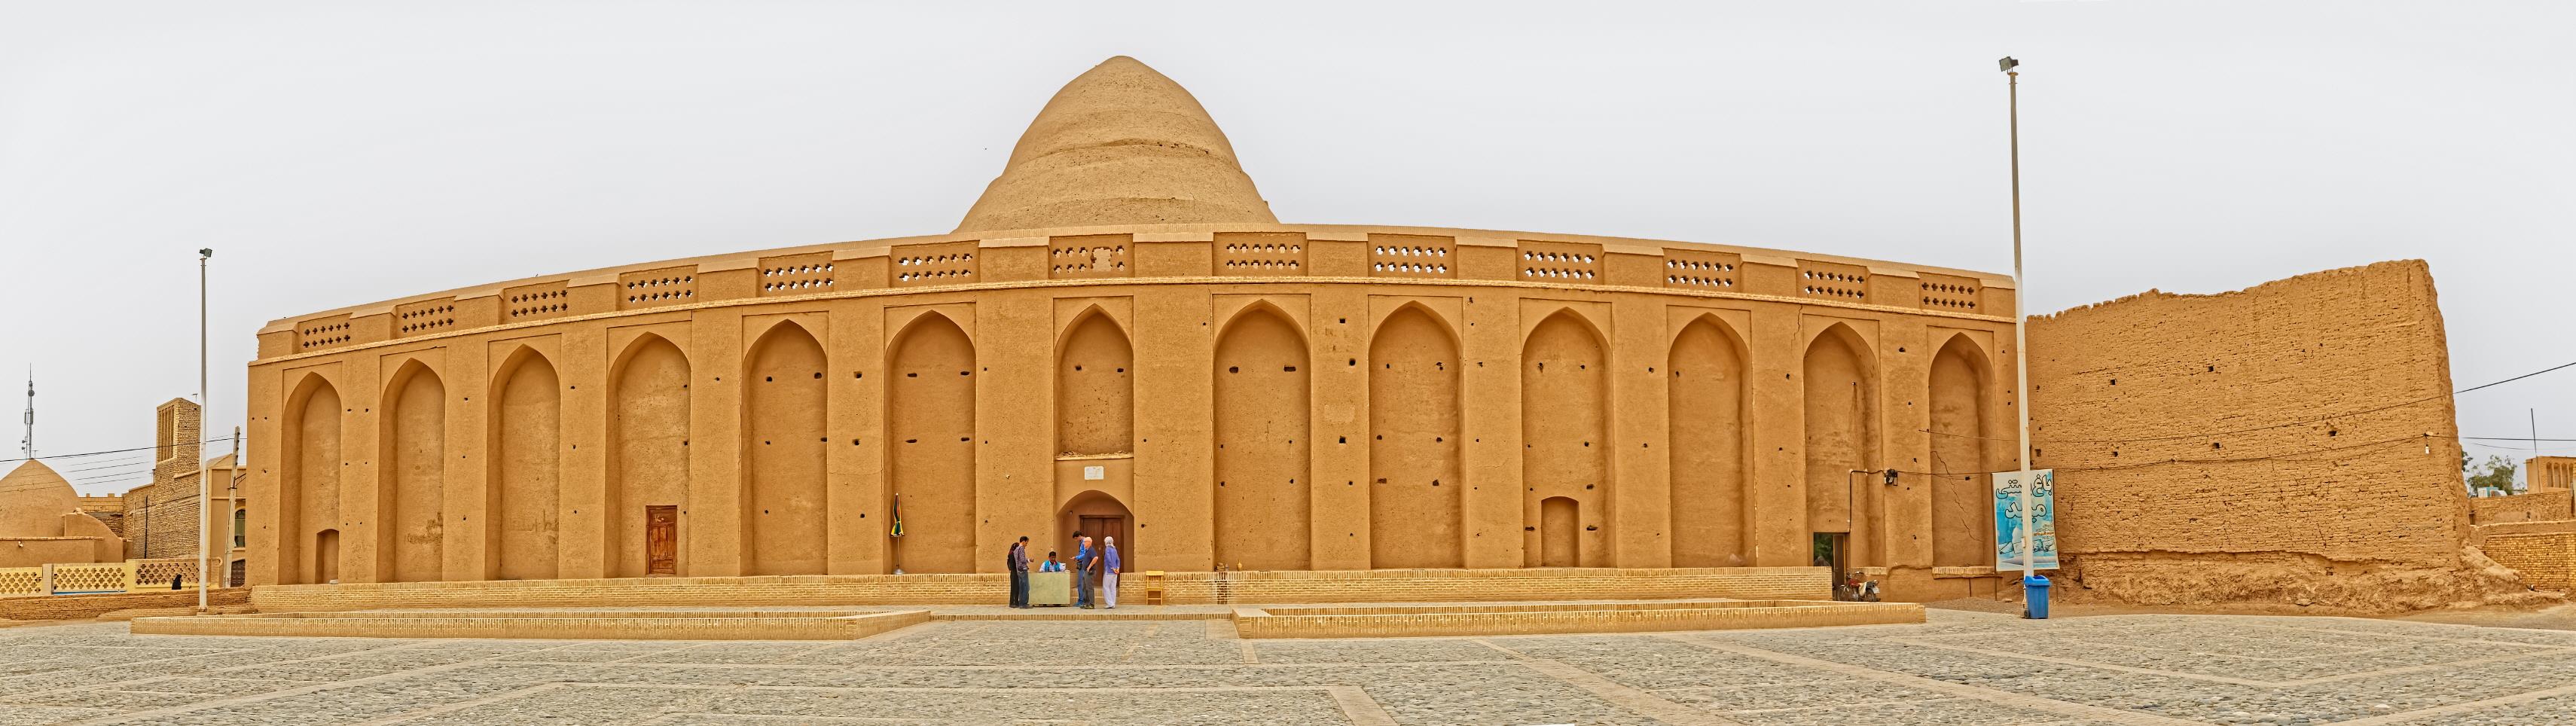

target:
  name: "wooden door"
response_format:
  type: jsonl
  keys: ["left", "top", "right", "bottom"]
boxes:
{"left": 1078, "top": 514, "right": 1129, "bottom": 569}
{"left": 646, "top": 505, "right": 679, "bottom": 575}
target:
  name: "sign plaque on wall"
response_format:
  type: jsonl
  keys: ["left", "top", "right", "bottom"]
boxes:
{"left": 1993, "top": 469, "right": 2059, "bottom": 571}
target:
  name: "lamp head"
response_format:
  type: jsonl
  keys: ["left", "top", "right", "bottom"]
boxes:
{"left": 198, "top": 248, "right": 213, "bottom": 258}
{"left": 1998, "top": 56, "right": 2019, "bottom": 73}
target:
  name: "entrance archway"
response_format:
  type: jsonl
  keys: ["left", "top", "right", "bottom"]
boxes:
{"left": 1058, "top": 490, "right": 1134, "bottom": 570}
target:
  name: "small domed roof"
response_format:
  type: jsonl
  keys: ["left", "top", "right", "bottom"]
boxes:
{"left": 957, "top": 56, "right": 1277, "bottom": 233}
{"left": 0, "top": 459, "right": 82, "bottom": 537}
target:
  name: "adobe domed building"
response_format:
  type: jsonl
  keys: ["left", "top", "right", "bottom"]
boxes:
{"left": 243, "top": 56, "right": 2021, "bottom": 596}
{"left": 0, "top": 460, "right": 127, "bottom": 567}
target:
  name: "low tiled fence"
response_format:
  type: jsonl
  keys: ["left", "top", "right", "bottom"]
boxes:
{"left": 0, "top": 558, "right": 209, "bottom": 597}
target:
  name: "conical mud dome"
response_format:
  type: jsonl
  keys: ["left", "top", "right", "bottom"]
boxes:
{"left": 957, "top": 56, "right": 1277, "bottom": 233}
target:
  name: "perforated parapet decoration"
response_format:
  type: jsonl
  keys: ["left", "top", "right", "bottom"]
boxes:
{"left": 504, "top": 281, "right": 573, "bottom": 322}
{"left": 758, "top": 252, "right": 837, "bottom": 296}
{"left": 296, "top": 315, "right": 354, "bottom": 352}
{"left": 1798, "top": 261, "right": 1869, "bottom": 302}
{"left": 621, "top": 266, "right": 697, "bottom": 310}
{"left": 0, "top": 567, "right": 40, "bottom": 596}
{"left": 50, "top": 562, "right": 129, "bottom": 593}
{"left": 395, "top": 298, "right": 459, "bottom": 338}
{"left": 1918, "top": 273, "right": 1983, "bottom": 312}
{"left": 1050, "top": 234, "right": 1131, "bottom": 279}
{"left": 132, "top": 558, "right": 200, "bottom": 587}
{"left": 1520, "top": 240, "right": 1603, "bottom": 283}
{"left": 1664, "top": 249, "right": 1740, "bottom": 291}
{"left": 891, "top": 241, "right": 978, "bottom": 286}
{"left": 1214, "top": 232, "right": 1306, "bottom": 276}
{"left": 1369, "top": 233, "right": 1454, "bottom": 279}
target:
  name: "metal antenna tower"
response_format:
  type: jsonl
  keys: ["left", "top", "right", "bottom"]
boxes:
{"left": 18, "top": 367, "right": 31, "bottom": 459}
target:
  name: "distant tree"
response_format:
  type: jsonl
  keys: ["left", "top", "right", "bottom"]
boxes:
{"left": 2465, "top": 454, "right": 2520, "bottom": 494}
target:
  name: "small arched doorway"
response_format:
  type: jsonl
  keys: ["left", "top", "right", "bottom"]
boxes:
{"left": 1058, "top": 490, "right": 1134, "bottom": 569}
{"left": 1538, "top": 497, "right": 1579, "bottom": 567}
{"left": 315, "top": 529, "right": 342, "bottom": 584}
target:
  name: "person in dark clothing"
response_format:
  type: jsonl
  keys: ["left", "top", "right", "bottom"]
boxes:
{"left": 1006, "top": 536, "right": 1031, "bottom": 609}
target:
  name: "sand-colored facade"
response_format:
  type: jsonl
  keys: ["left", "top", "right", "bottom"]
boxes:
{"left": 240, "top": 57, "right": 2018, "bottom": 596}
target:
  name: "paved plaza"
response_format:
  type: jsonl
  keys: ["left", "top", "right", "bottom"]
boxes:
{"left": 5, "top": 609, "right": 2576, "bottom": 725}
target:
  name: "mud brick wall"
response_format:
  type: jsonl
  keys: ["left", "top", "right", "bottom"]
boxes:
{"left": 2481, "top": 532, "right": 2574, "bottom": 593}
{"left": 2023, "top": 261, "right": 2513, "bottom": 611}
{"left": 2470, "top": 491, "right": 2574, "bottom": 525}
{"left": 0, "top": 588, "right": 248, "bottom": 621}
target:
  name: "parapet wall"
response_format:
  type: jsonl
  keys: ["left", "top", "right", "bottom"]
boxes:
{"left": 2026, "top": 261, "right": 2533, "bottom": 612}
{"left": 242, "top": 219, "right": 2020, "bottom": 596}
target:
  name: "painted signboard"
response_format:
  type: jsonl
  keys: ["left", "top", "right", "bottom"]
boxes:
{"left": 1993, "top": 469, "right": 2059, "bottom": 571}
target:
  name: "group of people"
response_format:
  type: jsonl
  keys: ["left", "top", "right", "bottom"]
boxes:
{"left": 1005, "top": 532, "right": 1121, "bottom": 609}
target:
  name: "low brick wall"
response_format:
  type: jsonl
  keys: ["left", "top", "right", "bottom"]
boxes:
{"left": 2471, "top": 490, "right": 2575, "bottom": 525}
{"left": 0, "top": 588, "right": 249, "bottom": 621}
{"left": 134, "top": 609, "right": 926, "bottom": 640}
{"left": 2483, "top": 532, "right": 2576, "bottom": 593}
{"left": 1233, "top": 599, "right": 1923, "bottom": 639}
{"left": 1162, "top": 567, "right": 1830, "bottom": 604}
{"left": 247, "top": 567, "right": 1830, "bottom": 613}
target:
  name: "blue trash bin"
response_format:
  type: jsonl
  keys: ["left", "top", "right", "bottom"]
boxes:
{"left": 2023, "top": 575, "right": 2052, "bottom": 619}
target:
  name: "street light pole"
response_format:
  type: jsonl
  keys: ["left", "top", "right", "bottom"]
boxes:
{"left": 197, "top": 248, "right": 212, "bottom": 612}
{"left": 2001, "top": 57, "right": 2034, "bottom": 583}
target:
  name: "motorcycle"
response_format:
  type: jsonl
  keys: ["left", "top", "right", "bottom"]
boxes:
{"left": 1836, "top": 572, "right": 1882, "bottom": 602}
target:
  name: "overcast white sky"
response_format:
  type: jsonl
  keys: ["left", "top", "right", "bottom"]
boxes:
{"left": 3, "top": 2, "right": 2569, "bottom": 494}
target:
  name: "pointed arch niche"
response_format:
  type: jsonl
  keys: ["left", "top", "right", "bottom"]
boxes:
{"left": 1368, "top": 304, "right": 1463, "bottom": 569}
{"left": 609, "top": 334, "right": 691, "bottom": 578}
{"left": 743, "top": 322, "right": 828, "bottom": 576}
{"left": 1668, "top": 315, "right": 1750, "bottom": 567}
{"left": 1928, "top": 333, "right": 1996, "bottom": 568}
{"left": 1522, "top": 309, "right": 1608, "bottom": 568}
{"left": 282, "top": 373, "right": 342, "bottom": 585}
{"left": 889, "top": 312, "right": 978, "bottom": 575}
{"left": 1213, "top": 302, "right": 1311, "bottom": 571}
{"left": 489, "top": 347, "right": 562, "bottom": 581}
{"left": 1056, "top": 308, "right": 1134, "bottom": 456}
{"left": 379, "top": 361, "right": 444, "bottom": 583}
{"left": 1802, "top": 323, "right": 1882, "bottom": 567}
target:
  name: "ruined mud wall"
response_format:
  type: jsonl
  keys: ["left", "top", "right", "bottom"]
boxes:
{"left": 2027, "top": 261, "right": 2533, "bottom": 612}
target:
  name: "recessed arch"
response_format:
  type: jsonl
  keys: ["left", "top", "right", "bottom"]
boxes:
{"left": 1929, "top": 332, "right": 1996, "bottom": 568}
{"left": 378, "top": 361, "right": 444, "bottom": 582}
{"left": 1057, "top": 307, "right": 1134, "bottom": 456}
{"left": 1368, "top": 302, "right": 1462, "bottom": 569}
{"left": 1802, "top": 322, "right": 1881, "bottom": 568}
{"left": 489, "top": 346, "right": 562, "bottom": 580}
{"left": 609, "top": 334, "right": 691, "bottom": 578}
{"left": 890, "top": 312, "right": 977, "bottom": 574}
{"left": 1522, "top": 309, "right": 1609, "bottom": 567}
{"left": 1669, "top": 314, "right": 1750, "bottom": 566}
{"left": 1213, "top": 303, "right": 1310, "bottom": 570}
{"left": 745, "top": 322, "right": 829, "bottom": 575}
{"left": 281, "top": 372, "right": 341, "bottom": 585}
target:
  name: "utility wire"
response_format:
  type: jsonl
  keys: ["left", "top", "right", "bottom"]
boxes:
{"left": 1924, "top": 358, "right": 2576, "bottom": 445}
{"left": 0, "top": 438, "right": 241, "bottom": 465}
{"left": 1891, "top": 433, "right": 2433, "bottom": 479}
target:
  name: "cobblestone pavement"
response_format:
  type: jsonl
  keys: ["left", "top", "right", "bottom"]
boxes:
{"left": 5, "top": 609, "right": 2576, "bottom": 724}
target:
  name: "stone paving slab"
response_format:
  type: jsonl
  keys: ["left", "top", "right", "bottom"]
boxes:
{"left": 6, "top": 611, "right": 2576, "bottom": 724}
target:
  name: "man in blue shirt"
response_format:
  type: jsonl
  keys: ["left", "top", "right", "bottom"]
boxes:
{"left": 1073, "top": 533, "right": 1095, "bottom": 609}
{"left": 1101, "top": 536, "right": 1123, "bottom": 609}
